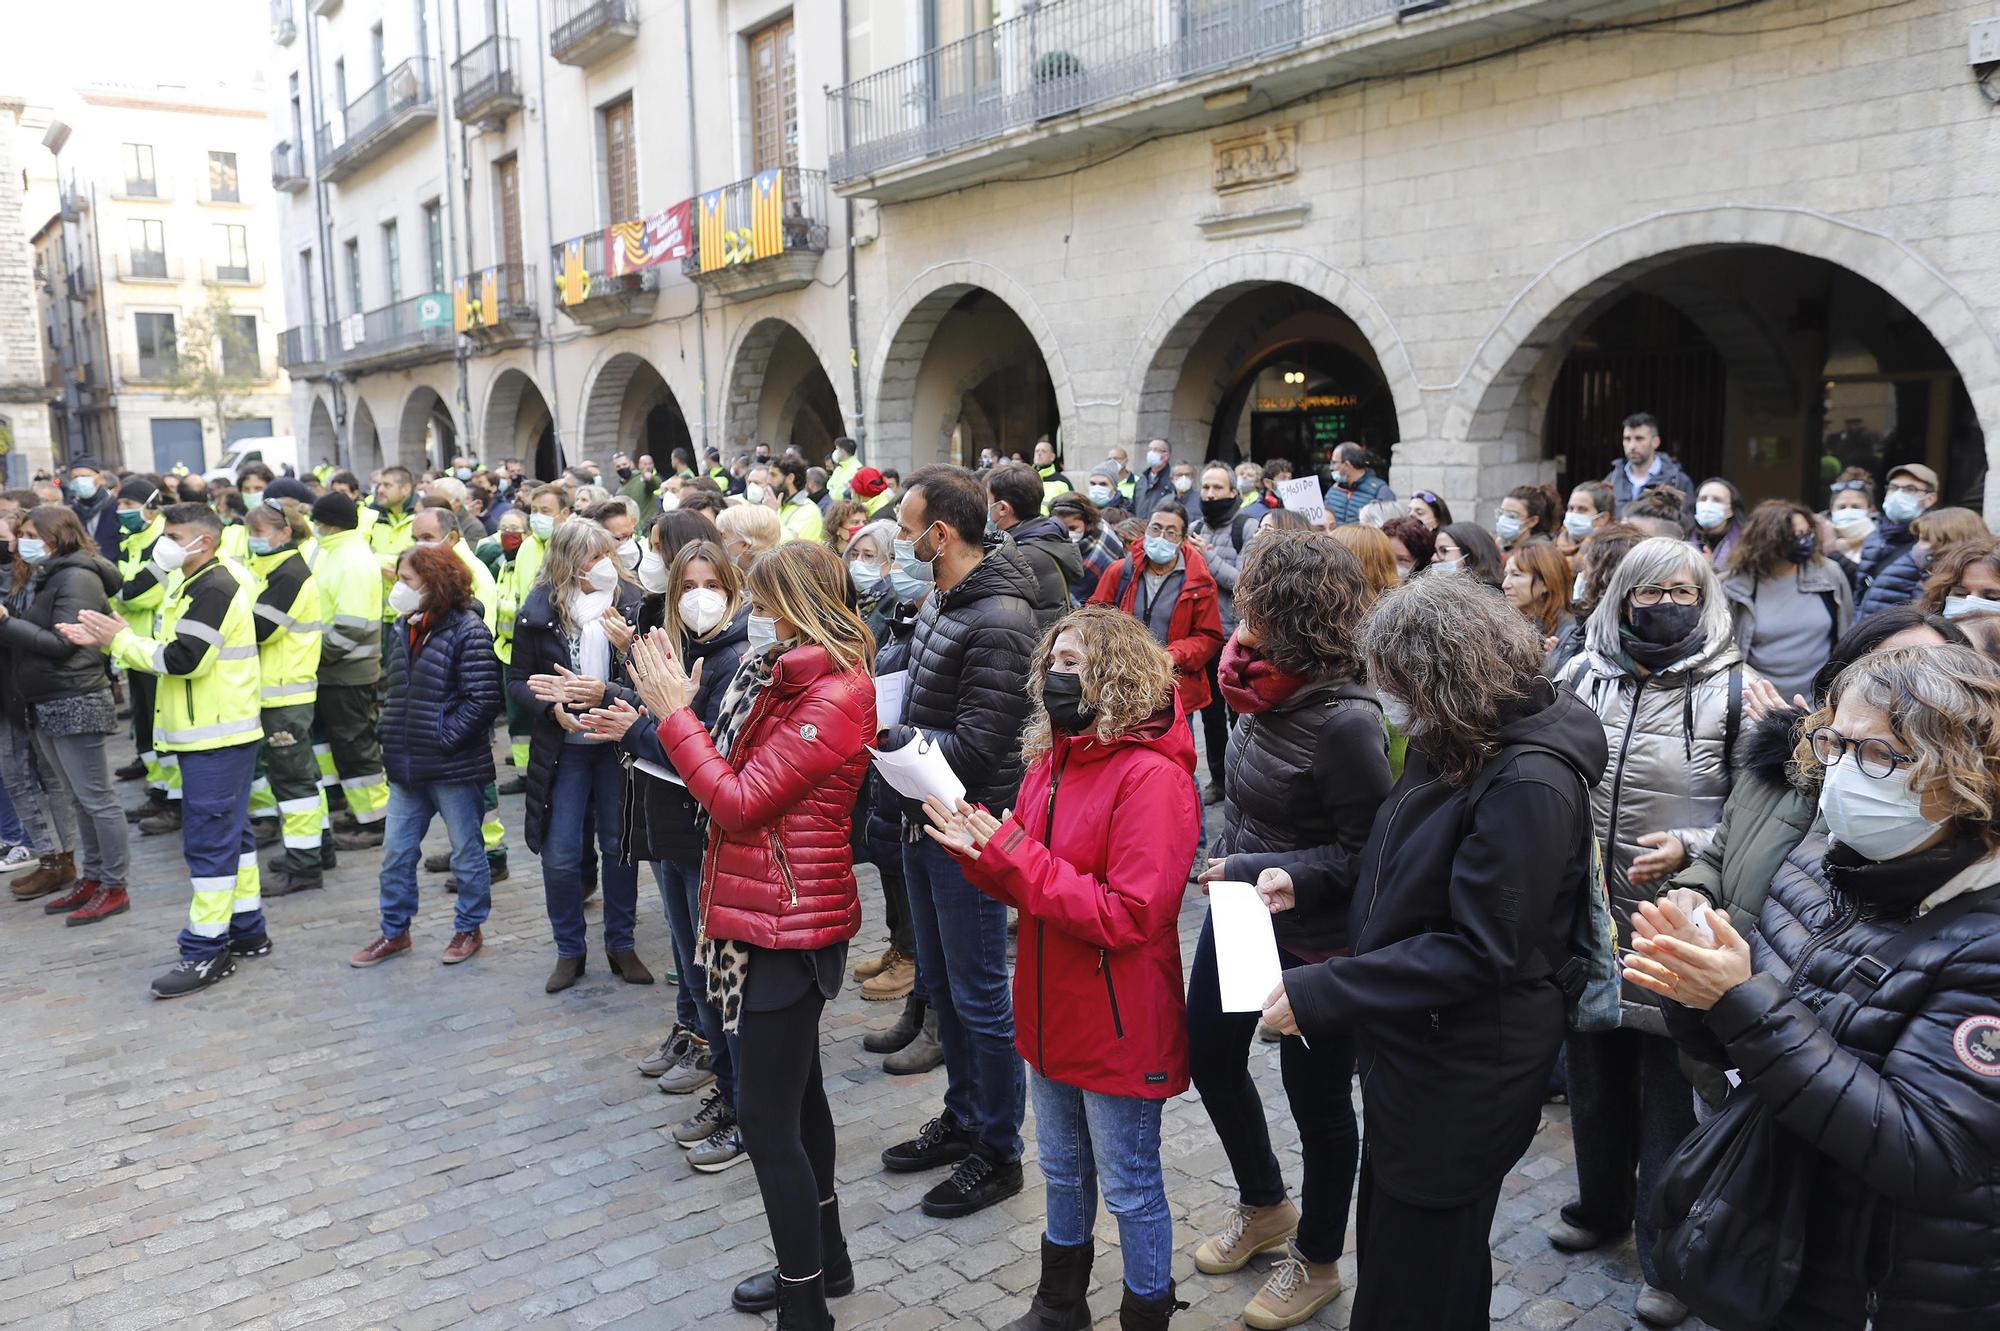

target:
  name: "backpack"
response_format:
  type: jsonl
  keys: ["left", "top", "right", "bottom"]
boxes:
{"left": 1461, "top": 742, "right": 1621, "bottom": 1032}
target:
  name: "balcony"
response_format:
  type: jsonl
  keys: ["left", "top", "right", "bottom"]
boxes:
{"left": 112, "top": 175, "right": 166, "bottom": 202}
{"left": 271, "top": 0, "right": 296, "bottom": 44}
{"left": 272, "top": 140, "right": 308, "bottom": 192}
{"left": 324, "top": 290, "right": 456, "bottom": 373}
{"left": 825, "top": 0, "right": 1554, "bottom": 199}
{"left": 454, "top": 35, "right": 525, "bottom": 129}
{"left": 684, "top": 169, "right": 828, "bottom": 303}
{"left": 279, "top": 323, "right": 325, "bottom": 376}
{"left": 205, "top": 258, "right": 263, "bottom": 286}
{"left": 116, "top": 251, "right": 181, "bottom": 284}
{"left": 456, "top": 263, "right": 538, "bottom": 350}
{"left": 123, "top": 353, "right": 179, "bottom": 385}
{"left": 551, "top": 0, "right": 638, "bottom": 67}
{"left": 552, "top": 219, "right": 678, "bottom": 329}
{"left": 317, "top": 57, "right": 436, "bottom": 184}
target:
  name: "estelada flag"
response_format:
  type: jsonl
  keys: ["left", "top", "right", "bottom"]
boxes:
{"left": 751, "top": 169, "right": 784, "bottom": 261}
{"left": 697, "top": 189, "right": 727, "bottom": 273}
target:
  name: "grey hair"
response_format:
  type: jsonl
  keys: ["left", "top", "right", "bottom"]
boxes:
{"left": 847, "top": 517, "right": 898, "bottom": 562}
{"left": 1361, "top": 569, "right": 1546, "bottom": 785}
{"left": 426, "top": 475, "right": 468, "bottom": 508}
{"left": 1357, "top": 499, "right": 1407, "bottom": 528}
{"left": 1584, "top": 536, "right": 1731, "bottom": 660}
{"left": 1200, "top": 460, "right": 1237, "bottom": 491}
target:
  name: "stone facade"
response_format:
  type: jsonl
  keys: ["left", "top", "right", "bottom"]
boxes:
{"left": 0, "top": 96, "right": 56, "bottom": 482}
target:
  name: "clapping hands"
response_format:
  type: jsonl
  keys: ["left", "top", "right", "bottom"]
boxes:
{"left": 627, "top": 629, "right": 701, "bottom": 719}
{"left": 921, "top": 797, "right": 1003, "bottom": 861}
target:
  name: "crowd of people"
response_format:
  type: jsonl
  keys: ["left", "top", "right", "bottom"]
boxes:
{"left": 5, "top": 410, "right": 2000, "bottom": 1330}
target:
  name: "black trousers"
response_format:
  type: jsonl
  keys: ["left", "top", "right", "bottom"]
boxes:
{"left": 1199, "top": 654, "right": 1229, "bottom": 784}
{"left": 736, "top": 961, "right": 838, "bottom": 1280}
{"left": 1350, "top": 1158, "right": 1503, "bottom": 1331}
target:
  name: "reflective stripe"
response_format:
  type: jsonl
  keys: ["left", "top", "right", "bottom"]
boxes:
{"left": 239, "top": 851, "right": 259, "bottom": 870}
{"left": 276, "top": 797, "right": 321, "bottom": 815}
{"left": 176, "top": 619, "right": 224, "bottom": 648}
{"left": 261, "top": 682, "right": 317, "bottom": 700}
{"left": 145, "top": 642, "right": 168, "bottom": 674}
{"left": 217, "top": 645, "right": 259, "bottom": 660}
{"left": 255, "top": 604, "right": 324, "bottom": 635}
{"left": 332, "top": 614, "right": 380, "bottom": 630}
{"left": 341, "top": 772, "right": 387, "bottom": 791}
{"left": 158, "top": 716, "right": 265, "bottom": 745}
{"left": 191, "top": 875, "right": 234, "bottom": 892}
{"left": 281, "top": 832, "right": 321, "bottom": 849}
{"left": 233, "top": 896, "right": 262, "bottom": 913}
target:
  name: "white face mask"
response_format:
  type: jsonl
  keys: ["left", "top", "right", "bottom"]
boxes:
{"left": 678, "top": 587, "right": 729, "bottom": 636}
{"left": 1377, "top": 691, "right": 1414, "bottom": 732}
{"left": 153, "top": 534, "right": 195, "bottom": 571}
{"left": 387, "top": 581, "right": 424, "bottom": 617}
{"left": 1829, "top": 507, "right": 1872, "bottom": 533}
{"left": 1172, "top": 475, "right": 1192, "bottom": 494}
{"left": 584, "top": 559, "right": 620, "bottom": 594}
{"left": 745, "top": 482, "right": 767, "bottom": 507}
{"left": 660, "top": 491, "right": 681, "bottom": 513}
{"left": 1818, "top": 753, "right": 1947, "bottom": 862}
{"left": 636, "top": 546, "right": 669, "bottom": 595}
{"left": 746, "top": 613, "right": 779, "bottom": 655}
{"left": 1572, "top": 571, "right": 1589, "bottom": 605}
{"left": 616, "top": 537, "right": 642, "bottom": 571}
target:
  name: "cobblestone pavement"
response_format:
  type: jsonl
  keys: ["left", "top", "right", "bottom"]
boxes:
{"left": 0, "top": 737, "right": 1711, "bottom": 1331}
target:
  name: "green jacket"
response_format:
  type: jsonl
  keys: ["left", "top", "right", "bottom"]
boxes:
{"left": 1670, "top": 706, "right": 1818, "bottom": 939}
{"left": 619, "top": 471, "right": 662, "bottom": 522}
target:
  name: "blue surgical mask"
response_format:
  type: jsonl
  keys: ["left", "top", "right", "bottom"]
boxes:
{"left": 1818, "top": 754, "right": 1946, "bottom": 861}
{"left": 455, "top": 467, "right": 473, "bottom": 481}
{"left": 17, "top": 538, "right": 47, "bottom": 565}
{"left": 1695, "top": 500, "right": 1728, "bottom": 531}
{"left": 249, "top": 536, "right": 278, "bottom": 556}
{"left": 1088, "top": 485, "right": 1115, "bottom": 507}
{"left": 1564, "top": 511, "right": 1595, "bottom": 541}
{"left": 1494, "top": 514, "right": 1524, "bottom": 544}
{"left": 529, "top": 513, "right": 555, "bottom": 541}
{"left": 71, "top": 477, "right": 97, "bottom": 500}
{"left": 1143, "top": 536, "right": 1177, "bottom": 566}
{"left": 1944, "top": 595, "right": 2000, "bottom": 621}
{"left": 1882, "top": 490, "right": 1924, "bottom": 524}
{"left": 746, "top": 613, "right": 779, "bottom": 656}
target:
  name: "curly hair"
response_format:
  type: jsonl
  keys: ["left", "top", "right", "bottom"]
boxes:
{"left": 1362, "top": 572, "right": 1544, "bottom": 786}
{"left": 1726, "top": 499, "right": 1820, "bottom": 581}
{"left": 1235, "top": 530, "right": 1371, "bottom": 681}
{"left": 397, "top": 541, "right": 474, "bottom": 617}
{"left": 1020, "top": 606, "right": 1176, "bottom": 766}
{"left": 1327, "top": 525, "right": 1399, "bottom": 600}
{"left": 1919, "top": 534, "right": 2000, "bottom": 615}
{"left": 1574, "top": 521, "right": 1646, "bottom": 616}
{"left": 1793, "top": 644, "right": 2000, "bottom": 849}
{"left": 1380, "top": 515, "right": 1435, "bottom": 573}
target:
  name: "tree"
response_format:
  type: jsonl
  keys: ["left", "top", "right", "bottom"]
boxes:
{"left": 168, "top": 284, "right": 261, "bottom": 444}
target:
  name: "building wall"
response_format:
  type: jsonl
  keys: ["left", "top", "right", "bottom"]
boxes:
{"left": 0, "top": 96, "right": 56, "bottom": 482}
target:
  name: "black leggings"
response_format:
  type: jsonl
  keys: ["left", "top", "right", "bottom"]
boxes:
{"left": 736, "top": 975, "right": 837, "bottom": 1279}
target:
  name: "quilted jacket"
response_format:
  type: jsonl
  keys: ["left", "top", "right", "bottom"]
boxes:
{"left": 1855, "top": 519, "right": 1927, "bottom": 618}
{"left": 0, "top": 550, "right": 120, "bottom": 710}
{"left": 379, "top": 606, "right": 502, "bottom": 788}
{"left": 1665, "top": 837, "right": 2000, "bottom": 1329}
{"left": 617, "top": 606, "right": 749, "bottom": 865}
{"left": 1088, "top": 543, "right": 1225, "bottom": 713}
{"left": 659, "top": 643, "right": 874, "bottom": 951}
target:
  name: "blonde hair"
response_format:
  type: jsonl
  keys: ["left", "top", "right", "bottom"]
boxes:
{"left": 663, "top": 540, "right": 742, "bottom": 645}
{"left": 1020, "top": 606, "right": 1177, "bottom": 766}
{"left": 536, "top": 518, "right": 617, "bottom": 630}
{"left": 1328, "top": 525, "right": 1399, "bottom": 598}
{"left": 743, "top": 542, "right": 874, "bottom": 674}
{"left": 717, "top": 502, "right": 783, "bottom": 563}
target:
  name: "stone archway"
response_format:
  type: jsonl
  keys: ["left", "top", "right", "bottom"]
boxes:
{"left": 349, "top": 396, "right": 381, "bottom": 477}
{"left": 394, "top": 385, "right": 457, "bottom": 473}
{"left": 482, "top": 368, "right": 556, "bottom": 478}
{"left": 307, "top": 394, "right": 337, "bottom": 472}
{"left": 721, "top": 318, "right": 847, "bottom": 464}
{"left": 867, "top": 260, "right": 1077, "bottom": 472}
{"left": 577, "top": 349, "right": 693, "bottom": 465}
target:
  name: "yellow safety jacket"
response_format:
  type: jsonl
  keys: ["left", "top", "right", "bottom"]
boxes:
{"left": 494, "top": 533, "right": 547, "bottom": 666}
{"left": 453, "top": 540, "right": 499, "bottom": 638}
{"left": 828, "top": 455, "right": 860, "bottom": 503}
{"left": 115, "top": 514, "right": 167, "bottom": 635}
{"left": 310, "top": 527, "right": 384, "bottom": 686}
{"left": 108, "top": 557, "right": 263, "bottom": 753}
{"left": 368, "top": 504, "right": 416, "bottom": 620}
{"left": 218, "top": 522, "right": 249, "bottom": 563}
{"left": 779, "top": 494, "right": 824, "bottom": 543}
{"left": 249, "top": 546, "right": 323, "bottom": 708}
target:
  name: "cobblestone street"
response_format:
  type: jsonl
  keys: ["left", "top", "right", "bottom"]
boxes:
{"left": 0, "top": 742, "right": 1706, "bottom": 1331}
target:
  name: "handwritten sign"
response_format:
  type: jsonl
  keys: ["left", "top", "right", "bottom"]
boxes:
{"left": 1277, "top": 476, "right": 1327, "bottom": 526}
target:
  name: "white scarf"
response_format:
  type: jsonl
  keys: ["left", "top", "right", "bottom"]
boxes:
{"left": 572, "top": 589, "right": 615, "bottom": 682}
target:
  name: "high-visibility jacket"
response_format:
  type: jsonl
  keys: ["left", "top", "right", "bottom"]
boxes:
{"left": 310, "top": 527, "right": 384, "bottom": 686}
{"left": 219, "top": 522, "right": 249, "bottom": 563}
{"left": 453, "top": 540, "right": 499, "bottom": 638}
{"left": 115, "top": 513, "right": 167, "bottom": 635}
{"left": 249, "top": 545, "right": 323, "bottom": 708}
{"left": 828, "top": 454, "right": 860, "bottom": 503}
{"left": 108, "top": 557, "right": 263, "bottom": 753}
{"left": 779, "top": 494, "right": 824, "bottom": 543}
{"left": 494, "top": 532, "right": 547, "bottom": 666}
{"left": 368, "top": 504, "right": 416, "bottom": 620}
{"left": 861, "top": 489, "right": 896, "bottom": 518}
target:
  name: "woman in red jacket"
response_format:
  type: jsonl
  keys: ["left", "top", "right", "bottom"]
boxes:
{"left": 627, "top": 540, "right": 875, "bottom": 1331}
{"left": 925, "top": 604, "right": 1200, "bottom": 1331}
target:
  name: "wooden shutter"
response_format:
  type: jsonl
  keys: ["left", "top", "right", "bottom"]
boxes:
{"left": 497, "top": 156, "right": 522, "bottom": 271}
{"left": 749, "top": 17, "right": 797, "bottom": 172}
{"left": 603, "top": 97, "right": 637, "bottom": 220}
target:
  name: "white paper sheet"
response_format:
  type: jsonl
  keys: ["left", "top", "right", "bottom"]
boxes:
{"left": 632, "top": 758, "right": 685, "bottom": 787}
{"left": 873, "top": 669, "right": 909, "bottom": 732}
{"left": 1209, "top": 881, "right": 1284, "bottom": 1013}
{"left": 869, "top": 733, "right": 967, "bottom": 808}
{"left": 1276, "top": 476, "right": 1328, "bottom": 525}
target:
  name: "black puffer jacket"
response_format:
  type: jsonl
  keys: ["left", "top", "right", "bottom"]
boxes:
{"left": 1285, "top": 683, "right": 1607, "bottom": 1206}
{"left": 1216, "top": 678, "right": 1392, "bottom": 956}
{"left": 0, "top": 550, "right": 121, "bottom": 711}
{"left": 896, "top": 539, "right": 1040, "bottom": 815}
{"left": 1007, "top": 516, "right": 1083, "bottom": 632}
{"left": 1665, "top": 836, "right": 2000, "bottom": 1329}
{"left": 379, "top": 608, "right": 502, "bottom": 788}
{"left": 507, "top": 580, "right": 646, "bottom": 856}
{"left": 618, "top": 606, "right": 750, "bottom": 864}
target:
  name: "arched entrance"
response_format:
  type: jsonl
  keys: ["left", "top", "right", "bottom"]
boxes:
{"left": 580, "top": 351, "right": 693, "bottom": 465}
{"left": 483, "top": 369, "right": 557, "bottom": 480}
{"left": 723, "top": 320, "right": 844, "bottom": 465}
{"left": 395, "top": 386, "right": 457, "bottom": 472}
{"left": 349, "top": 397, "right": 381, "bottom": 478}
{"left": 307, "top": 395, "right": 337, "bottom": 472}
{"left": 1454, "top": 209, "right": 2000, "bottom": 515}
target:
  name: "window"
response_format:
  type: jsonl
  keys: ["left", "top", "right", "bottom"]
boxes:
{"left": 601, "top": 96, "right": 637, "bottom": 221}
{"left": 371, "top": 23, "right": 387, "bottom": 78}
{"left": 135, "top": 311, "right": 177, "bottom": 379}
{"left": 495, "top": 156, "right": 522, "bottom": 271}
{"left": 382, "top": 221, "right": 402, "bottom": 303}
{"left": 334, "top": 58, "right": 347, "bottom": 112}
{"left": 223, "top": 315, "right": 260, "bottom": 379}
{"left": 344, "top": 238, "right": 362, "bottom": 315}
{"left": 423, "top": 200, "right": 444, "bottom": 292}
{"left": 207, "top": 151, "right": 240, "bottom": 202}
{"left": 121, "top": 143, "right": 157, "bottom": 196}
{"left": 416, "top": 0, "right": 431, "bottom": 62}
{"left": 128, "top": 218, "right": 166, "bottom": 277}
{"left": 288, "top": 74, "right": 304, "bottom": 149}
{"left": 213, "top": 224, "right": 249, "bottom": 282}
{"left": 298, "top": 249, "right": 317, "bottom": 327}
{"left": 748, "top": 16, "right": 798, "bottom": 172}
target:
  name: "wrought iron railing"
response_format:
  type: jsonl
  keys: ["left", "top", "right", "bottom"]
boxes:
{"left": 827, "top": 0, "right": 1402, "bottom": 181}
{"left": 272, "top": 140, "right": 307, "bottom": 188}
{"left": 454, "top": 35, "right": 523, "bottom": 120}
{"left": 326, "top": 290, "right": 456, "bottom": 363}
{"left": 683, "top": 168, "right": 828, "bottom": 276}
{"left": 550, "top": 0, "right": 639, "bottom": 63}
{"left": 316, "top": 57, "right": 436, "bottom": 177}
{"left": 279, "top": 324, "right": 323, "bottom": 370}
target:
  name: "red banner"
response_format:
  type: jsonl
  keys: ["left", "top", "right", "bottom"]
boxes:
{"left": 606, "top": 200, "right": 692, "bottom": 277}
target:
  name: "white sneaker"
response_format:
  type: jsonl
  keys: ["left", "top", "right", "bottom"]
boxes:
{"left": 0, "top": 844, "right": 34, "bottom": 873}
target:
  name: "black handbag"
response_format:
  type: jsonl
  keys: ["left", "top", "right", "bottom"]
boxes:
{"left": 1648, "top": 890, "right": 1984, "bottom": 1329}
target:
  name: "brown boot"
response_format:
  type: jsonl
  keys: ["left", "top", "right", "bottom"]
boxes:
{"left": 860, "top": 948, "right": 916, "bottom": 1002}
{"left": 11, "top": 852, "right": 76, "bottom": 902}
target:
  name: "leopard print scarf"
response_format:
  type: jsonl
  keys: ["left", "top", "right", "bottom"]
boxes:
{"left": 698, "top": 642, "right": 780, "bottom": 1033}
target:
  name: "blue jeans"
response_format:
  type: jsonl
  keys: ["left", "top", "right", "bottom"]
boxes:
{"left": 903, "top": 836, "right": 1023, "bottom": 1162}
{"left": 654, "top": 855, "right": 738, "bottom": 1107}
{"left": 541, "top": 743, "right": 638, "bottom": 957}
{"left": 1032, "top": 1071, "right": 1173, "bottom": 1300}
{"left": 380, "top": 780, "right": 491, "bottom": 935}
{"left": 0, "top": 767, "right": 26, "bottom": 845}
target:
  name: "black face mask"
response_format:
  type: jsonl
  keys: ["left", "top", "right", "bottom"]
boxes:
{"left": 1790, "top": 533, "right": 1817, "bottom": 565}
{"left": 1042, "top": 670, "right": 1095, "bottom": 735}
{"left": 1628, "top": 601, "right": 1702, "bottom": 646}
{"left": 616, "top": 467, "right": 634, "bottom": 482}
{"left": 1199, "top": 497, "right": 1235, "bottom": 530}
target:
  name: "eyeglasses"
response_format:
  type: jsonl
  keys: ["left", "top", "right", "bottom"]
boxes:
{"left": 1828, "top": 479, "right": 1870, "bottom": 494}
{"left": 1144, "top": 524, "right": 1184, "bottom": 542}
{"left": 1885, "top": 481, "right": 1934, "bottom": 496}
{"left": 1629, "top": 584, "right": 1701, "bottom": 607}
{"left": 1809, "top": 726, "right": 1915, "bottom": 779}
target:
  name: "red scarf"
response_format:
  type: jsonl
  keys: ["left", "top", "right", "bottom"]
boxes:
{"left": 1217, "top": 634, "right": 1307, "bottom": 713}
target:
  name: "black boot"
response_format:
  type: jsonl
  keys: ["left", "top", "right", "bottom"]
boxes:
{"left": 733, "top": 1199, "right": 854, "bottom": 1312}
{"left": 1002, "top": 1238, "right": 1093, "bottom": 1330}
{"left": 863, "top": 994, "right": 924, "bottom": 1054}
{"left": 1118, "top": 1281, "right": 1188, "bottom": 1331}
{"left": 774, "top": 1272, "right": 833, "bottom": 1331}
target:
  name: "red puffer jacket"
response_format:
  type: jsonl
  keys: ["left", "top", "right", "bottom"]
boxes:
{"left": 959, "top": 702, "right": 1199, "bottom": 1098}
{"left": 1088, "top": 545, "right": 1225, "bottom": 712}
{"left": 658, "top": 644, "right": 875, "bottom": 951}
